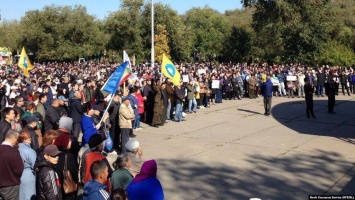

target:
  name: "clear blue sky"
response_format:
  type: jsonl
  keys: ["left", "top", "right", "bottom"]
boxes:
{"left": 1, "top": 0, "right": 242, "bottom": 21}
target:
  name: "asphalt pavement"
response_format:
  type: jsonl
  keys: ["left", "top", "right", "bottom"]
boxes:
{"left": 107, "top": 94, "right": 355, "bottom": 200}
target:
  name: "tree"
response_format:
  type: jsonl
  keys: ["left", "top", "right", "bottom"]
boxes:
{"left": 251, "top": 0, "right": 334, "bottom": 64}
{"left": 19, "top": 5, "right": 104, "bottom": 61}
{"left": 140, "top": 2, "right": 191, "bottom": 62}
{"left": 223, "top": 26, "right": 251, "bottom": 62}
{"left": 105, "top": 0, "right": 144, "bottom": 62}
{"left": 184, "top": 7, "right": 231, "bottom": 60}
{"left": 154, "top": 24, "right": 170, "bottom": 62}
{"left": 0, "top": 20, "right": 21, "bottom": 53}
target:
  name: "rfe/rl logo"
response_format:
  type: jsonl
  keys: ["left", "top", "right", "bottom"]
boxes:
{"left": 23, "top": 57, "right": 28, "bottom": 68}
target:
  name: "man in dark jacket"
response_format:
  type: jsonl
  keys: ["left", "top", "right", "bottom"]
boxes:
{"left": 143, "top": 79, "right": 154, "bottom": 124}
{"left": 13, "top": 96, "right": 25, "bottom": 117}
{"left": 69, "top": 91, "right": 83, "bottom": 139}
{"left": 304, "top": 77, "right": 316, "bottom": 118}
{"left": 261, "top": 76, "right": 273, "bottom": 116}
{"left": 325, "top": 74, "right": 337, "bottom": 114}
{"left": 44, "top": 99, "right": 61, "bottom": 131}
{"left": 316, "top": 68, "right": 326, "bottom": 97}
{"left": 35, "top": 145, "right": 62, "bottom": 200}
{"left": 0, "top": 129, "right": 24, "bottom": 200}
{"left": 107, "top": 93, "right": 120, "bottom": 152}
{"left": 22, "top": 116, "right": 40, "bottom": 151}
{"left": 0, "top": 107, "right": 15, "bottom": 143}
{"left": 152, "top": 79, "right": 163, "bottom": 127}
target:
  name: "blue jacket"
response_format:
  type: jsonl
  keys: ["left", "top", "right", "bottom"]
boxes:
{"left": 81, "top": 115, "right": 98, "bottom": 145}
{"left": 261, "top": 79, "right": 273, "bottom": 98}
{"left": 83, "top": 179, "right": 110, "bottom": 200}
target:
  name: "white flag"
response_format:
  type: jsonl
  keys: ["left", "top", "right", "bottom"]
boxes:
{"left": 123, "top": 50, "right": 132, "bottom": 69}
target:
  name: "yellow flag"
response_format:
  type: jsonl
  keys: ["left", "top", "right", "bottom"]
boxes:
{"left": 18, "top": 47, "right": 33, "bottom": 77}
{"left": 161, "top": 54, "right": 181, "bottom": 86}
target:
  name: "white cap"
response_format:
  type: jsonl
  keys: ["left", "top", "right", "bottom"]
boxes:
{"left": 125, "top": 140, "right": 139, "bottom": 152}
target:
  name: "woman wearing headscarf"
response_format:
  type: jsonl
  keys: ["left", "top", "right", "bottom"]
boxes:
{"left": 18, "top": 129, "right": 37, "bottom": 200}
{"left": 53, "top": 134, "right": 79, "bottom": 200}
{"left": 126, "top": 160, "right": 164, "bottom": 200}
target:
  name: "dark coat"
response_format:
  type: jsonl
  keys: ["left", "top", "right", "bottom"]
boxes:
{"left": 0, "top": 120, "right": 11, "bottom": 143}
{"left": 44, "top": 105, "right": 61, "bottom": 131}
{"left": 0, "top": 144, "right": 24, "bottom": 187}
{"left": 36, "top": 160, "right": 62, "bottom": 200}
{"left": 261, "top": 79, "right": 273, "bottom": 98}
{"left": 174, "top": 86, "right": 184, "bottom": 104}
{"left": 69, "top": 98, "right": 83, "bottom": 123}
{"left": 55, "top": 148, "right": 79, "bottom": 198}
{"left": 317, "top": 72, "right": 326, "bottom": 86}
{"left": 23, "top": 126, "right": 40, "bottom": 151}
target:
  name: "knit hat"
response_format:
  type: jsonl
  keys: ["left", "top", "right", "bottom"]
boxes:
{"left": 59, "top": 117, "right": 73, "bottom": 132}
{"left": 53, "top": 134, "right": 70, "bottom": 148}
{"left": 88, "top": 134, "right": 103, "bottom": 149}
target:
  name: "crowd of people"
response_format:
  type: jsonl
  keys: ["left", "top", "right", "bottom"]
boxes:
{"left": 0, "top": 60, "right": 354, "bottom": 200}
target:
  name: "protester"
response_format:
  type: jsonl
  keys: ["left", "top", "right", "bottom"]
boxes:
{"left": 18, "top": 129, "right": 37, "bottom": 200}
{"left": 35, "top": 145, "right": 62, "bottom": 200}
{"left": 53, "top": 134, "right": 79, "bottom": 200}
{"left": 111, "top": 153, "right": 133, "bottom": 191}
{"left": 125, "top": 139, "right": 144, "bottom": 177}
{"left": 119, "top": 96, "right": 135, "bottom": 153}
{"left": 0, "top": 107, "right": 15, "bottom": 143}
{"left": 304, "top": 77, "right": 316, "bottom": 118}
{"left": 126, "top": 160, "right": 164, "bottom": 200}
{"left": 0, "top": 129, "right": 24, "bottom": 200}
{"left": 44, "top": 99, "right": 61, "bottom": 131}
{"left": 83, "top": 160, "right": 110, "bottom": 200}
{"left": 261, "top": 76, "right": 273, "bottom": 116}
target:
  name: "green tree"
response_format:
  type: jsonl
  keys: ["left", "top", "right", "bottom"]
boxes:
{"left": 0, "top": 20, "right": 21, "bottom": 54}
{"left": 105, "top": 0, "right": 144, "bottom": 62}
{"left": 223, "top": 26, "right": 251, "bottom": 62}
{"left": 317, "top": 41, "right": 355, "bottom": 66}
{"left": 184, "top": 7, "right": 230, "bottom": 60}
{"left": 19, "top": 5, "right": 103, "bottom": 61}
{"left": 252, "top": 0, "right": 334, "bottom": 64}
{"left": 140, "top": 2, "right": 191, "bottom": 62}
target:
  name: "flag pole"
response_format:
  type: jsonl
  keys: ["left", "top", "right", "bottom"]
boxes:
{"left": 151, "top": 0, "right": 155, "bottom": 68}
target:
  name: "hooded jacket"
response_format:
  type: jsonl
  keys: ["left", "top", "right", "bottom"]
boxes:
{"left": 83, "top": 179, "right": 110, "bottom": 200}
{"left": 35, "top": 160, "right": 62, "bottom": 200}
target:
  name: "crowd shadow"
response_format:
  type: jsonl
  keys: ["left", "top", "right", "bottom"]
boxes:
{"left": 157, "top": 149, "right": 353, "bottom": 199}
{"left": 237, "top": 108, "right": 264, "bottom": 115}
{"left": 271, "top": 99, "right": 355, "bottom": 139}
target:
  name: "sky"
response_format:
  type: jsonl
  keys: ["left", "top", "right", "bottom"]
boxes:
{"left": 1, "top": 0, "right": 242, "bottom": 21}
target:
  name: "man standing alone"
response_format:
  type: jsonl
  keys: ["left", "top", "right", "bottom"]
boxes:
{"left": 261, "top": 76, "right": 273, "bottom": 116}
{"left": 304, "top": 77, "right": 316, "bottom": 118}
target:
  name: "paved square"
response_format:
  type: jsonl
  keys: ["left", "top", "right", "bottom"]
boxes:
{"left": 108, "top": 95, "right": 355, "bottom": 199}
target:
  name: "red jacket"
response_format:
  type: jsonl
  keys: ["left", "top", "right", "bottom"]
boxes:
{"left": 136, "top": 92, "right": 145, "bottom": 114}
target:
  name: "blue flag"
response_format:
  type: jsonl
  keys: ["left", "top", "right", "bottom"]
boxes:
{"left": 101, "top": 62, "right": 129, "bottom": 94}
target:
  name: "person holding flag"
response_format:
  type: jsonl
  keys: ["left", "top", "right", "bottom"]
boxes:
{"left": 17, "top": 47, "right": 33, "bottom": 78}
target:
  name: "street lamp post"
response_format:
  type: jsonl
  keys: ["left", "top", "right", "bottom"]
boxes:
{"left": 151, "top": 0, "right": 154, "bottom": 68}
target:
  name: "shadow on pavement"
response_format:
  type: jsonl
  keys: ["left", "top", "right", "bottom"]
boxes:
{"left": 271, "top": 99, "right": 355, "bottom": 138}
{"left": 157, "top": 149, "right": 353, "bottom": 199}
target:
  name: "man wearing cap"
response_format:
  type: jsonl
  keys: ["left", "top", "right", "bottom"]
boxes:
{"left": 36, "top": 145, "right": 62, "bottom": 200}
{"left": 22, "top": 116, "right": 40, "bottom": 150}
{"left": 119, "top": 96, "right": 135, "bottom": 153}
{"left": 125, "top": 139, "right": 144, "bottom": 177}
{"left": 83, "top": 134, "right": 112, "bottom": 191}
{"left": 0, "top": 129, "right": 24, "bottom": 200}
